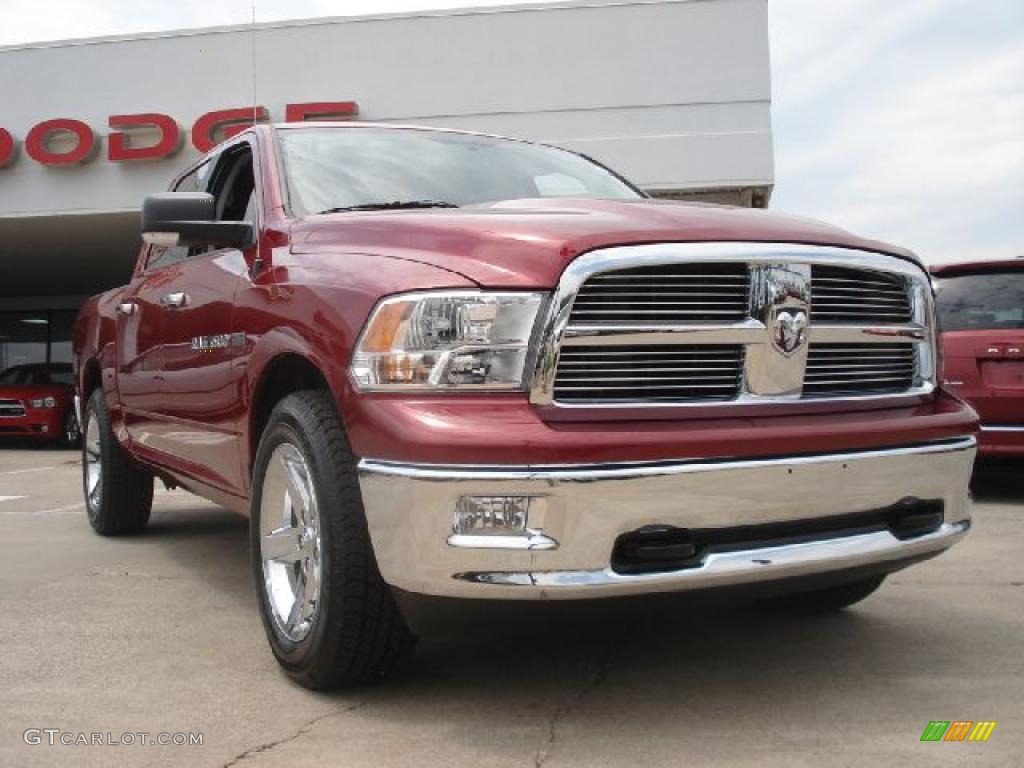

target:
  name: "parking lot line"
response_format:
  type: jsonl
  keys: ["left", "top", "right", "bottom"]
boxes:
{"left": 0, "top": 466, "right": 57, "bottom": 476}
{"left": 0, "top": 502, "right": 83, "bottom": 516}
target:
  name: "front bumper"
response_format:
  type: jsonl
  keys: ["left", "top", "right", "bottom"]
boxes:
{"left": 357, "top": 436, "right": 976, "bottom": 599}
{"left": 0, "top": 409, "right": 62, "bottom": 439}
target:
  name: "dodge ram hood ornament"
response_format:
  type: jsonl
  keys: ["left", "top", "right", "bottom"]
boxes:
{"left": 759, "top": 264, "right": 812, "bottom": 357}
{"left": 773, "top": 308, "right": 809, "bottom": 355}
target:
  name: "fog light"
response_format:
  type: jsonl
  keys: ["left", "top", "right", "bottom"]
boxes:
{"left": 448, "top": 496, "right": 557, "bottom": 550}
{"left": 454, "top": 496, "right": 531, "bottom": 536}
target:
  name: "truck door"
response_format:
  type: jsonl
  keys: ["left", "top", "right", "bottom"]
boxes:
{"left": 114, "top": 262, "right": 166, "bottom": 442}
{"left": 152, "top": 140, "right": 258, "bottom": 495}
{"left": 116, "top": 160, "right": 209, "bottom": 445}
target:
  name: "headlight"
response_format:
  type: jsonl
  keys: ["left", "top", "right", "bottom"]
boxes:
{"left": 351, "top": 291, "right": 546, "bottom": 390}
{"left": 29, "top": 397, "right": 57, "bottom": 409}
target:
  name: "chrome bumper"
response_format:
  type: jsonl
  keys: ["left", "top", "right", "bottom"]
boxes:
{"left": 357, "top": 437, "right": 976, "bottom": 599}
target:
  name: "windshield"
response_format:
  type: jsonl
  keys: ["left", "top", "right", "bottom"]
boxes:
{"left": 278, "top": 127, "right": 642, "bottom": 215}
{"left": 935, "top": 271, "right": 1024, "bottom": 331}
{"left": 0, "top": 365, "right": 69, "bottom": 386}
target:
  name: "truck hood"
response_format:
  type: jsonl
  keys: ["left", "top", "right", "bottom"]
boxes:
{"left": 289, "top": 197, "right": 921, "bottom": 288}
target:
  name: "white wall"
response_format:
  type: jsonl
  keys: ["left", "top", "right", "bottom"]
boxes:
{"left": 0, "top": 0, "right": 772, "bottom": 218}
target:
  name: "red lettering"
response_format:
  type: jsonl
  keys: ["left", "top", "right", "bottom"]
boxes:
{"left": 191, "top": 107, "right": 268, "bottom": 152}
{"left": 25, "top": 118, "right": 96, "bottom": 166}
{"left": 108, "top": 113, "right": 182, "bottom": 161}
{"left": 285, "top": 101, "right": 359, "bottom": 122}
{"left": 0, "top": 127, "right": 15, "bottom": 167}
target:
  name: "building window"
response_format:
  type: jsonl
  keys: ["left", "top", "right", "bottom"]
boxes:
{"left": 0, "top": 310, "right": 77, "bottom": 374}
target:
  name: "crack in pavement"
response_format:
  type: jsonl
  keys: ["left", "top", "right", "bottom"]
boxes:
{"left": 222, "top": 701, "right": 365, "bottom": 767}
{"left": 534, "top": 648, "right": 611, "bottom": 768}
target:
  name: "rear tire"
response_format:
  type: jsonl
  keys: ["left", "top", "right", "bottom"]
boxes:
{"left": 82, "top": 389, "right": 153, "bottom": 535}
{"left": 250, "top": 390, "right": 413, "bottom": 689}
{"left": 763, "top": 575, "right": 886, "bottom": 614}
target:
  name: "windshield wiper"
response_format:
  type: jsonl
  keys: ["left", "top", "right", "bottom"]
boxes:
{"left": 316, "top": 200, "right": 459, "bottom": 213}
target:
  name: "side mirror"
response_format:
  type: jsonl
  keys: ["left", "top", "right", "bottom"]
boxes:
{"left": 141, "top": 192, "right": 254, "bottom": 249}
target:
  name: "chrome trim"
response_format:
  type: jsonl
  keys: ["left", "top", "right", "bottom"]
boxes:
{"left": 73, "top": 394, "right": 82, "bottom": 428}
{"left": 746, "top": 262, "right": 810, "bottom": 395}
{"left": 979, "top": 425, "right": 1024, "bottom": 433}
{"left": 357, "top": 436, "right": 975, "bottom": 599}
{"left": 359, "top": 437, "right": 975, "bottom": 481}
{"left": 529, "top": 243, "right": 936, "bottom": 408}
{"left": 160, "top": 291, "right": 188, "bottom": 309}
{"left": 447, "top": 532, "right": 558, "bottom": 550}
{"left": 455, "top": 522, "right": 969, "bottom": 591}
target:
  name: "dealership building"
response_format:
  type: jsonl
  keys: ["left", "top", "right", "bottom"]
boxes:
{"left": 0, "top": 0, "right": 773, "bottom": 371}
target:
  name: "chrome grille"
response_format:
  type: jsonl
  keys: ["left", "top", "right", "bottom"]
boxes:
{"left": 803, "top": 344, "right": 917, "bottom": 397}
{"left": 531, "top": 243, "right": 936, "bottom": 409}
{"left": 811, "top": 266, "right": 912, "bottom": 324}
{"left": 553, "top": 345, "right": 743, "bottom": 403}
{"left": 568, "top": 263, "right": 749, "bottom": 325}
{"left": 0, "top": 399, "right": 26, "bottom": 418}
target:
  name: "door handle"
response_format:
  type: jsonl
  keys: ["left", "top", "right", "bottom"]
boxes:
{"left": 161, "top": 292, "right": 188, "bottom": 309}
{"left": 116, "top": 301, "right": 136, "bottom": 316}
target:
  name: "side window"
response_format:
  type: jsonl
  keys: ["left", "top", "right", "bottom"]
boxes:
{"left": 209, "top": 146, "right": 257, "bottom": 227}
{"left": 145, "top": 163, "right": 209, "bottom": 271}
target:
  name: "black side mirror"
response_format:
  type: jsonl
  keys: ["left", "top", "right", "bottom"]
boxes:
{"left": 141, "top": 192, "right": 254, "bottom": 249}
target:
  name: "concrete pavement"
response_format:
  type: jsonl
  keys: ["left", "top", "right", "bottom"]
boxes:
{"left": 0, "top": 446, "right": 1021, "bottom": 767}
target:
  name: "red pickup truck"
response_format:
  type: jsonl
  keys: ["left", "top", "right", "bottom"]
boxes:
{"left": 73, "top": 123, "right": 977, "bottom": 689}
{"left": 933, "top": 258, "right": 1024, "bottom": 457}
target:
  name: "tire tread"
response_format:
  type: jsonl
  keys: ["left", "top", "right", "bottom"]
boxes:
{"left": 252, "top": 390, "right": 413, "bottom": 689}
{"left": 85, "top": 390, "right": 152, "bottom": 536}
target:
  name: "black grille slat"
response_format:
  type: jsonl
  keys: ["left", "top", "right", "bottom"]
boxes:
{"left": 803, "top": 344, "right": 916, "bottom": 397}
{"left": 0, "top": 399, "right": 26, "bottom": 418}
{"left": 554, "top": 345, "right": 744, "bottom": 404}
{"left": 811, "top": 266, "right": 912, "bottom": 324}
{"left": 569, "top": 264, "right": 750, "bottom": 325}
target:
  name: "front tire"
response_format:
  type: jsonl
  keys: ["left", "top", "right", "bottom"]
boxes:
{"left": 250, "top": 390, "right": 413, "bottom": 689}
{"left": 82, "top": 389, "right": 153, "bottom": 535}
{"left": 763, "top": 575, "right": 886, "bottom": 614}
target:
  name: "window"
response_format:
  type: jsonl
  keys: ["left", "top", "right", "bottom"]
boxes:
{"left": 143, "top": 144, "right": 255, "bottom": 273}
{"left": 210, "top": 147, "right": 256, "bottom": 224}
{"left": 278, "top": 127, "right": 642, "bottom": 215}
{"left": 0, "top": 311, "right": 76, "bottom": 375}
{"left": 0, "top": 364, "right": 73, "bottom": 386}
{"left": 935, "top": 270, "right": 1024, "bottom": 331}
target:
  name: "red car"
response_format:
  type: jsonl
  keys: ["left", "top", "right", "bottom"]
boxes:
{"left": 0, "top": 362, "right": 81, "bottom": 446}
{"left": 933, "top": 258, "right": 1024, "bottom": 457}
{"left": 73, "top": 123, "right": 976, "bottom": 689}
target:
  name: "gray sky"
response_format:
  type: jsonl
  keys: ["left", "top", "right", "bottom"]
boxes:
{"left": 3, "top": 0, "right": 1022, "bottom": 263}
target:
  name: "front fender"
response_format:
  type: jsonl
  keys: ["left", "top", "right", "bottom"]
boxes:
{"left": 236, "top": 252, "right": 477, "bottom": 476}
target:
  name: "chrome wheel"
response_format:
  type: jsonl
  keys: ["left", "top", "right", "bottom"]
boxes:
{"left": 84, "top": 412, "right": 102, "bottom": 514}
{"left": 259, "top": 442, "right": 322, "bottom": 643}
